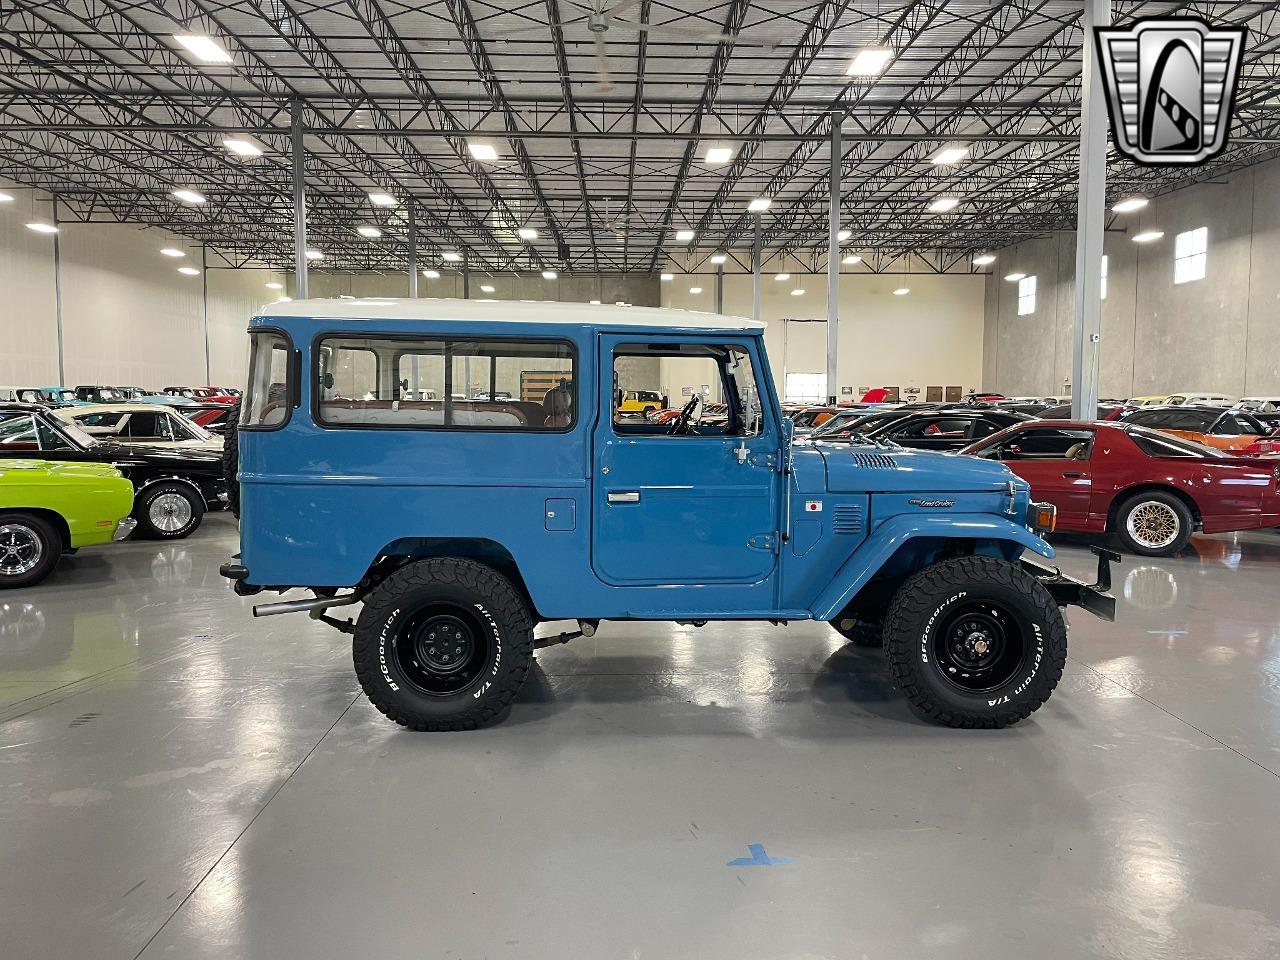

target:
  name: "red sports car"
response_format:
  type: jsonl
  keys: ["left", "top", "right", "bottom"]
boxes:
{"left": 961, "top": 420, "right": 1280, "bottom": 556}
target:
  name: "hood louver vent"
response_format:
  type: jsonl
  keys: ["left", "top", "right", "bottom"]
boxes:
{"left": 852, "top": 453, "right": 897, "bottom": 469}
{"left": 833, "top": 504, "right": 864, "bottom": 535}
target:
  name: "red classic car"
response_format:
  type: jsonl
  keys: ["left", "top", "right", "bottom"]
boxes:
{"left": 961, "top": 420, "right": 1280, "bottom": 556}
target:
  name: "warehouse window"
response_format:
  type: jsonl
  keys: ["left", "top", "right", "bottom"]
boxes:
{"left": 315, "top": 335, "right": 575, "bottom": 431}
{"left": 1100, "top": 255, "right": 1108, "bottom": 300}
{"left": 1174, "top": 227, "right": 1207, "bottom": 284}
{"left": 785, "top": 372, "right": 827, "bottom": 404}
{"left": 1017, "top": 275, "right": 1036, "bottom": 315}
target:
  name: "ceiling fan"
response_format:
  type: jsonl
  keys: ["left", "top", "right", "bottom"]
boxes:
{"left": 506, "top": 0, "right": 771, "bottom": 92}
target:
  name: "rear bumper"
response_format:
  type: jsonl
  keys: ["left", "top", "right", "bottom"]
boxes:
{"left": 1023, "top": 546, "right": 1120, "bottom": 622}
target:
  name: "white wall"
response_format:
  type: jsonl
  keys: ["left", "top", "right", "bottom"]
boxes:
{"left": 983, "top": 156, "right": 1280, "bottom": 398}
{"left": 662, "top": 272, "right": 987, "bottom": 401}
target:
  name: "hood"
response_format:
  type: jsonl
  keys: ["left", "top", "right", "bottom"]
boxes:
{"left": 813, "top": 441, "right": 1026, "bottom": 494}
{"left": 0, "top": 459, "right": 123, "bottom": 481}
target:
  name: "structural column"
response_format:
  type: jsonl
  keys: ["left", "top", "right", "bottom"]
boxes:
{"left": 52, "top": 195, "right": 65, "bottom": 384}
{"left": 407, "top": 202, "right": 419, "bottom": 298}
{"left": 826, "top": 116, "right": 841, "bottom": 405}
{"left": 752, "top": 217, "right": 762, "bottom": 325}
{"left": 1070, "top": 0, "right": 1111, "bottom": 420}
{"left": 201, "top": 246, "right": 211, "bottom": 383}
{"left": 290, "top": 98, "right": 309, "bottom": 299}
{"left": 715, "top": 260, "right": 724, "bottom": 314}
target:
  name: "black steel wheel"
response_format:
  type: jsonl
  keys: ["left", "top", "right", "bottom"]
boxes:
{"left": 882, "top": 555, "right": 1067, "bottom": 728}
{"left": 353, "top": 557, "right": 534, "bottom": 731}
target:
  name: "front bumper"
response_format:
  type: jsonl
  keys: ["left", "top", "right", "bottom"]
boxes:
{"left": 1023, "top": 545, "right": 1120, "bottom": 622}
{"left": 113, "top": 517, "right": 138, "bottom": 542}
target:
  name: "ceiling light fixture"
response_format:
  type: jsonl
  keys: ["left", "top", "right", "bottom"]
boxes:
{"left": 356, "top": 226, "right": 382, "bottom": 239}
{"left": 1133, "top": 230, "right": 1164, "bottom": 243}
{"left": 660, "top": 272, "right": 673, "bottom": 281}
{"left": 542, "top": 269, "right": 558, "bottom": 280}
{"left": 790, "top": 288, "right": 805, "bottom": 296}
{"left": 159, "top": 247, "right": 186, "bottom": 258}
{"left": 442, "top": 251, "right": 462, "bottom": 262}
{"left": 305, "top": 249, "right": 324, "bottom": 260}
{"left": 747, "top": 197, "right": 771, "bottom": 213}
{"left": 928, "top": 196, "right": 960, "bottom": 212}
{"left": 774, "top": 272, "right": 790, "bottom": 281}
{"left": 689, "top": 286, "right": 703, "bottom": 294}
{"left": 517, "top": 227, "right": 538, "bottom": 241}
{"left": 1004, "top": 272, "right": 1026, "bottom": 282}
{"left": 931, "top": 146, "right": 969, "bottom": 165}
{"left": 675, "top": 229, "right": 695, "bottom": 242}
{"left": 893, "top": 287, "right": 910, "bottom": 295}
{"left": 467, "top": 141, "right": 499, "bottom": 162}
{"left": 0, "top": 192, "right": 14, "bottom": 203}
{"left": 837, "top": 229, "right": 851, "bottom": 241}
{"left": 704, "top": 146, "right": 733, "bottom": 166}
{"left": 710, "top": 253, "right": 727, "bottom": 264}
{"left": 171, "top": 188, "right": 206, "bottom": 205}
{"left": 848, "top": 47, "right": 893, "bottom": 76}
{"left": 423, "top": 269, "right": 440, "bottom": 279}
{"left": 973, "top": 253, "right": 997, "bottom": 266}
{"left": 1111, "top": 197, "right": 1149, "bottom": 213}
{"left": 368, "top": 192, "right": 397, "bottom": 207}
{"left": 589, "top": 299, "right": 601, "bottom": 305}
{"left": 173, "top": 34, "right": 232, "bottom": 64}
{"left": 480, "top": 284, "right": 495, "bottom": 293}
{"left": 25, "top": 222, "right": 58, "bottom": 234}
{"left": 842, "top": 254, "right": 861, "bottom": 265}
{"left": 221, "top": 136, "right": 263, "bottom": 158}
{"left": 177, "top": 266, "right": 201, "bottom": 276}
{"left": 276, "top": 296, "right": 293, "bottom": 302}
{"left": 266, "top": 282, "right": 283, "bottom": 290}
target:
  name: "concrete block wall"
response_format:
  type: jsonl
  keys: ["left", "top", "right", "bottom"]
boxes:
{"left": 983, "top": 156, "right": 1280, "bottom": 398}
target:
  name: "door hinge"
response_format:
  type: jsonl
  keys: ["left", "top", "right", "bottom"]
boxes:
{"left": 748, "top": 452, "right": 777, "bottom": 469}
{"left": 747, "top": 532, "right": 779, "bottom": 552}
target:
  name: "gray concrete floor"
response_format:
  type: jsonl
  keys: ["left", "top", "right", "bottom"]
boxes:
{"left": 2, "top": 513, "right": 1279, "bottom": 959}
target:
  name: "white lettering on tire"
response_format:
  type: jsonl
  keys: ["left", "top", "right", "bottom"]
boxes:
{"left": 379, "top": 607, "right": 401, "bottom": 692}
{"left": 922, "top": 591, "right": 967, "bottom": 663}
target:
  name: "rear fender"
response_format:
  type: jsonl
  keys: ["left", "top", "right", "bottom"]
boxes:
{"left": 809, "top": 513, "right": 1054, "bottom": 621}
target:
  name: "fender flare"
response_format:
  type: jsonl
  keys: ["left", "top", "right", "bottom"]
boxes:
{"left": 809, "top": 513, "right": 1055, "bottom": 621}
{"left": 134, "top": 473, "right": 209, "bottom": 509}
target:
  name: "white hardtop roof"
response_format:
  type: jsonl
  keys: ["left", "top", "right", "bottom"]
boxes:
{"left": 257, "top": 297, "right": 763, "bottom": 331}
{"left": 52, "top": 403, "right": 179, "bottom": 416}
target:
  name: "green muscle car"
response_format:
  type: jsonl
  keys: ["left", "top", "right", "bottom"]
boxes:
{"left": 0, "top": 459, "right": 136, "bottom": 587}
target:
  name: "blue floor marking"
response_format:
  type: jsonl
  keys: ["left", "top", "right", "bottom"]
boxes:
{"left": 727, "top": 843, "right": 794, "bottom": 866}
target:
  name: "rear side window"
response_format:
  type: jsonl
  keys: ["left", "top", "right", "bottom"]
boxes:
{"left": 1128, "top": 409, "right": 1211, "bottom": 431}
{"left": 242, "top": 331, "right": 292, "bottom": 429}
{"left": 316, "top": 335, "right": 576, "bottom": 431}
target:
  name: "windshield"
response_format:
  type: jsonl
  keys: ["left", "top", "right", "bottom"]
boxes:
{"left": 97, "top": 388, "right": 122, "bottom": 401}
{"left": 57, "top": 390, "right": 77, "bottom": 402}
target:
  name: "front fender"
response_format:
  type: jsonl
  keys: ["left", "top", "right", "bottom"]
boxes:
{"left": 809, "top": 513, "right": 1055, "bottom": 621}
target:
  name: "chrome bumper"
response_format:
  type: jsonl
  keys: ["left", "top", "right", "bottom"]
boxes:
{"left": 113, "top": 517, "right": 138, "bottom": 541}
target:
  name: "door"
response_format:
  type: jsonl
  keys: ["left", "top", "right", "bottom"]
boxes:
{"left": 592, "top": 335, "right": 780, "bottom": 586}
{"left": 990, "top": 427, "right": 1096, "bottom": 526}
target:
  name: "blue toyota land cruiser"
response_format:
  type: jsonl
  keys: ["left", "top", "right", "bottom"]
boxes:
{"left": 221, "top": 298, "right": 1117, "bottom": 731}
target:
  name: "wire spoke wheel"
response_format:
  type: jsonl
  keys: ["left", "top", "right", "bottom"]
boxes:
{"left": 0, "top": 523, "right": 43, "bottom": 577}
{"left": 148, "top": 492, "right": 193, "bottom": 533}
{"left": 1125, "top": 501, "right": 1180, "bottom": 550}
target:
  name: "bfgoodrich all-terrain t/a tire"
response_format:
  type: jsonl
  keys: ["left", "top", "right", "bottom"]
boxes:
{"left": 353, "top": 558, "right": 534, "bottom": 731}
{"left": 882, "top": 556, "right": 1067, "bottom": 729}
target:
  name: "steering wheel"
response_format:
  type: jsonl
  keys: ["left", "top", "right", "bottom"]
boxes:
{"left": 667, "top": 394, "right": 703, "bottom": 435}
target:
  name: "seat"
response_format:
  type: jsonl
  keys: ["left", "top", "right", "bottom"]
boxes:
{"left": 542, "top": 381, "right": 574, "bottom": 428}
{"left": 1064, "top": 442, "right": 1088, "bottom": 460}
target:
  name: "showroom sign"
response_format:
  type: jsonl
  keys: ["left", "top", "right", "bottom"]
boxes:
{"left": 1095, "top": 17, "right": 1247, "bottom": 166}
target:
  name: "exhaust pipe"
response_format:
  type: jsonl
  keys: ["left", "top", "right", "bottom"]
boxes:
{"left": 252, "top": 592, "right": 360, "bottom": 618}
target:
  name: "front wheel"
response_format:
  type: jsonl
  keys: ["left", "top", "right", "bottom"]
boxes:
{"left": 134, "top": 482, "right": 205, "bottom": 539}
{"left": 0, "top": 513, "right": 62, "bottom": 588}
{"left": 882, "top": 556, "right": 1067, "bottom": 728}
{"left": 353, "top": 558, "right": 534, "bottom": 731}
{"left": 1115, "top": 491, "right": 1193, "bottom": 556}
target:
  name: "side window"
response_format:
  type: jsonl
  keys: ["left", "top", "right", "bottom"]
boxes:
{"left": 996, "top": 428, "right": 1094, "bottom": 460}
{"left": 612, "top": 342, "right": 763, "bottom": 437}
{"left": 891, "top": 417, "right": 969, "bottom": 439}
{"left": 35, "top": 418, "right": 75, "bottom": 452}
{"left": 0, "top": 412, "right": 39, "bottom": 451}
{"left": 243, "top": 331, "right": 292, "bottom": 429}
{"left": 124, "top": 411, "right": 170, "bottom": 440}
{"left": 969, "top": 418, "right": 1005, "bottom": 440}
{"left": 317, "top": 336, "right": 575, "bottom": 431}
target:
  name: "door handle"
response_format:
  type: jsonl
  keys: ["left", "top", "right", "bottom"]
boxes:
{"left": 1062, "top": 471, "right": 1084, "bottom": 478}
{"left": 607, "top": 491, "right": 640, "bottom": 504}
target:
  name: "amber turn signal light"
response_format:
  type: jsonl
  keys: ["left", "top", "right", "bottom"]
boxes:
{"left": 1034, "top": 504, "right": 1057, "bottom": 532}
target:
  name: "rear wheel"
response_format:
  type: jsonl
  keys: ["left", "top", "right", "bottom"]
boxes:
{"left": 882, "top": 556, "right": 1066, "bottom": 728}
{"left": 0, "top": 513, "right": 61, "bottom": 588}
{"left": 353, "top": 558, "right": 534, "bottom": 731}
{"left": 1115, "top": 491, "right": 1193, "bottom": 556}
{"left": 134, "top": 482, "right": 204, "bottom": 540}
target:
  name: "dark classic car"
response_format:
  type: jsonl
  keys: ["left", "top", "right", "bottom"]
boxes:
{"left": 813, "top": 408, "right": 1030, "bottom": 451}
{"left": 0, "top": 402, "right": 226, "bottom": 539}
